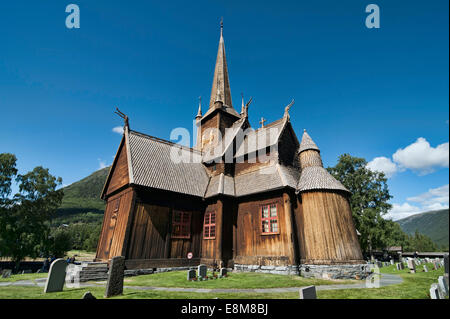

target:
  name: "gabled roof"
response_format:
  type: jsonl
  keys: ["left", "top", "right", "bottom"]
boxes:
{"left": 234, "top": 163, "right": 299, "bottom": 197}
{"left": 234, "top": 117, "right": 288, "bottom": 159}
{"left": 204, "top": 173, "right": 235, "bottom": 198}
{"left": 126, "top": 130, "right": 210, "bottom": 197}
{"left": 202, "top": 116, "right": 247, "bottom": 163}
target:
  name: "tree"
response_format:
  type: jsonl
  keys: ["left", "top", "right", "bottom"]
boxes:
{"left": 327, "top": 154, "right": 393, "bottom": 258}
{"left": 0, "top": 153, "right": 63, "bottom": 269}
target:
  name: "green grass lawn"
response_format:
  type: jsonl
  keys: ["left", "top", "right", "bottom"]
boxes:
{"left": 0, "top": 263, "right": 445, "bottom": 299}
{"left": 122, "top": 270, "right": 354, "bottom": 289}
{"left": 317, "top": 262, "right": 446, "bottom": 299}
{"left": 0, "top": 273, "right": 48, "bottom": 283}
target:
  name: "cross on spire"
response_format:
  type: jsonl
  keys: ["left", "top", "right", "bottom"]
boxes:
{"left": 259, "top": 117, "right": 267, "bottom": 128}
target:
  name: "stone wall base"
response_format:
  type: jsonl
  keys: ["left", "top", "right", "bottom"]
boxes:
{"left": 234, "top": 264, "right": 299, "bottom": 275}
{"left": 299, "top": 264, "right": 370, "bottom": 280}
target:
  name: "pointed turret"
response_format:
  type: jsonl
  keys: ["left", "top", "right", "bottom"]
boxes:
{"left": 299, "top": 129, "right": 320, "bottom": 154}
{"left": 196, "top": 96, "right": 202, "bottom": 121}
{"left": 209, "top": 20, "right": 233, "bottom": 110}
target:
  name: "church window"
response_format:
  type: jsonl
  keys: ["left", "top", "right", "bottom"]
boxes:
{"left": 172, "top": 211, "right": 191, "bottom": 239}
{"left": 203, "top": 211, "right": 216, "bottom": 239}
{"left": 261, "top": 204, "right": 279, "bottom": 234}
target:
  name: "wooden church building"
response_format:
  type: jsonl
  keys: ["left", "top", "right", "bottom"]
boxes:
{"left": 96, "top": 23, "right": 366, "bottom": 279}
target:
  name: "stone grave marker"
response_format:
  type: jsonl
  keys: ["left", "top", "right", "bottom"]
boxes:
{"left": 21, "top": 269, "right": 32, "bottom": 274}
{"left": 44, "top": 259, "right": 68, "bottom": 293}
{"left": 423, "top": 265, "right": 428, "bottom": 272}
{"left": 407, "top": 259, "right": 416, "bottom": 273}
{"left": 376, "top": 261, "right": 382, "bottom": 268}
{"left": 219, "top": 268, "right": 227, "bottom": 277}
{"left": 438, "top": 276, "right": 448, "bottom": 297}
{"left": 1, "top": 269, "right": 12, "bottom": 278}
{"left": 390, "top": 260, "right": 394, "bottom": 265}
{"left": 198, "top": 264, "right": 207, "bottom": 278}
{"left": 444, "top": 254, "right": 449, "bottom": 274}
{"left": 429, "top": 283, "right": 441, "bottom": 299}
{"left": 434, "top": 261, "right": 440, "bottom": 270}
{"left": 187, "top": 269, "right": 196, "bottom": 281}
{"left": 299, "top": 286, "right": 317, "bottom": 299}
{"left": 82, "top": 291, "right": 97, "bottom": 299}
{"left": 104, "top": 256, "right": 125, "bottom": 298}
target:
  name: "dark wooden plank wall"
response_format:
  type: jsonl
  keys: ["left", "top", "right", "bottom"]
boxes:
{"left": 235, "top": 192, "right": 295, "bottom": 266}
{"left": 296, "top": 191, "right": 363, "bottom": 264}
{"left": 126, "top": 201, "right": 204, "bottom": 260}
{"left": 96, "top": 188, "right": 135, "bottom": 261}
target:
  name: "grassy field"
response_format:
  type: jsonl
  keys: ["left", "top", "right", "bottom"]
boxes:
{"left": 317, "top": 262, "right": 446, "bottom": 299}
{"left": 122, "top": 270, "right": 354, "bottom": 289}
{"left": 0, "top": 262, "right": 445, "bottom": 299}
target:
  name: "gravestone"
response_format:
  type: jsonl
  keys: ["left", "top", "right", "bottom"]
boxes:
{"left": 198, "top": 264, "right": 207, "bottom": 278}
{"left": 104, "top": 256, "right": 125, "bottom": 298}
{"left": 1, "top": 269, "right": 12, "bottom": 278}
{"left": 390, "top": 260, "right": 394, "bottom": 265}
{"left": 444, "top": 254, "right": 449, "bottom": 274}
{"left": 82, "top": 291, "right": 97, "bottom": 299}
{"left": 187, "top": 269, "right": 196, "bottom": 281}
{"left": 438, "top": 276, "right": 448, "bottom": 297}
{"left": 219, "top": 268, "right": 227, "bottom": 277}
{"left": 430, "top": 283, "right": 441, "bottom": 299}
{"left": 434, "top": 262, "right": 440, "bottom": 270}
{"left": 376, "top": 261, "right": 382, "bottom": 268}
{"left": 44, "top": 259, "right": 68, "bottom": 293}
{"left": 423, "top": 265, "right": 428, "bottom": 272}
{"left": 299, "top": 286, "right": 317, "bottom": 299}
{"left": 396, "top": 263, "right": 404, "bottom": 271}
{"left": 407, "top": 259, "right": 416, "bottom": 273}
{"left": 21, "top": 269, "right": 32, "bottom": 274}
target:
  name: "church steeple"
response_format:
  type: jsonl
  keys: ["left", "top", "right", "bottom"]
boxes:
{"left": 209, "top": 19, "right": 233, "bottom": 110}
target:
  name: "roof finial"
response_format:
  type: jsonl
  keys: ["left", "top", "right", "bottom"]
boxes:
{"left": 284, "top": 99, "right": 294, "bottom": 119}
{"left": 241, "top": 92, "right": 245, "bottom": 115}
{"left": 114, "top": 107, "right": 129, "bottom": 131}
{"left": 220, "top": 17, "right": 223, "bottom": 36}
{"left": 196, "top": 96, "right": 202, "bottom": 119}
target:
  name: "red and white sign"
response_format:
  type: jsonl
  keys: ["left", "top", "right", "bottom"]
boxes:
{"left": 187, "top": 252, "right": 193, "bottom": 259}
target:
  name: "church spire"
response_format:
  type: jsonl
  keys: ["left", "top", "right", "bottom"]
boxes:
{"left": 196, "top": 96, "right": 202, "bottom": 120}
{"left": 209, "top": 19, "right": 233, "bottom": 109}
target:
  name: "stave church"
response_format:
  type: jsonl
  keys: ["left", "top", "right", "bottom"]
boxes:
{"left": 95, "top": 22, "right": 367, "bottom": 279}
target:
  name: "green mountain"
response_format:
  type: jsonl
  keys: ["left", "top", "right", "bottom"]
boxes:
{"left": 53, "top": 167, "right": 110, "bottom": 226}
{"left": 396, "top": 209, "right": 449, "bottom": 249}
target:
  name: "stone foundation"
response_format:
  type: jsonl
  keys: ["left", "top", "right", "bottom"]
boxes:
{"left": 234, "top": 264, "right": 299, "bottom": 275}
{"left": 299, "top": 264, "right": 370, "bottom": 280}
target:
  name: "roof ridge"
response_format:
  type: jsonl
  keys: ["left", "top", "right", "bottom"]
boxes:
{"left": 129, "top": 129, "right": 203, "bottom": 154}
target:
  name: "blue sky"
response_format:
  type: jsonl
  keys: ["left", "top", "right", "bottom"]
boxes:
{"left": 0, "top": 0, "right": 448, "bottom": 220}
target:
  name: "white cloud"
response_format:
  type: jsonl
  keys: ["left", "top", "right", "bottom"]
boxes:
{"left": 366, "top": 157, "right": 398, "bottom": 178}
{"left": 386, "top": 203, "right": 422, "bottom": 220}
{"left": 112, "top": 126, "right": 124, "bottom": 134}
{"left": 392, "top": 138, "right": 449, "bottom": 175}
{"left": 387, "top": 184, "right": 449, "bottom": 220}
{"left": 98, "top": 158, "right": 107, "bottom": 169}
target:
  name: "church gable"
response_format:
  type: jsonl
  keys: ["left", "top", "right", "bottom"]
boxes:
{"left": 102, "top": 136, "right": 130, "bottom": 198}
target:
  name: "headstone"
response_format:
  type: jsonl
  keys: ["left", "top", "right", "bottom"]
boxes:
{"left": 219, "top": 268, "right": 227, "bottom": 277}
{"left": 21, "top": 269, "right": 32, "bottom": 274}
{"left": 390, "top": 259, "right": 394, "bottom": 265}
{"left": 197, "top": 264, "right": 207, "bottom": 278}
{"left": 434, "top": 262, "right": 440, "bottom": 270}
{"left": 423, "top": 265, "right": 428, "bottom": 272}
{"left": 443, "top": 254, "right": 449, "bottom": 274}
{"left": 430, "top": 283, "right": 441, "bottom": 299}
{"left": 438, "top": 276, "right": 449, "bottom": 297}
{"left": 396, "top": 263, "right": 404, "bottom": 271}
{"left": 1, "top": 269, "right": 12, "bottom": 278}
{"left": 82, "top": 291, "right": 97, "bottom": 299}
{"left": 104, "top": 256, "right": 125, "bottom": 298}
{"left": 299, "top": 286, "right": 317, "bottom": 299}
{"left": 407, "top": 259, "right": 416, "bottom": 273}
{"left": 376, "top": 261, "right": 382, "bottom": 268}
{"left": 44, "top": 259, "right": 68, "bottom": 293}
{"left": 187, "top": 269, "right": 196, "bottom": 281}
